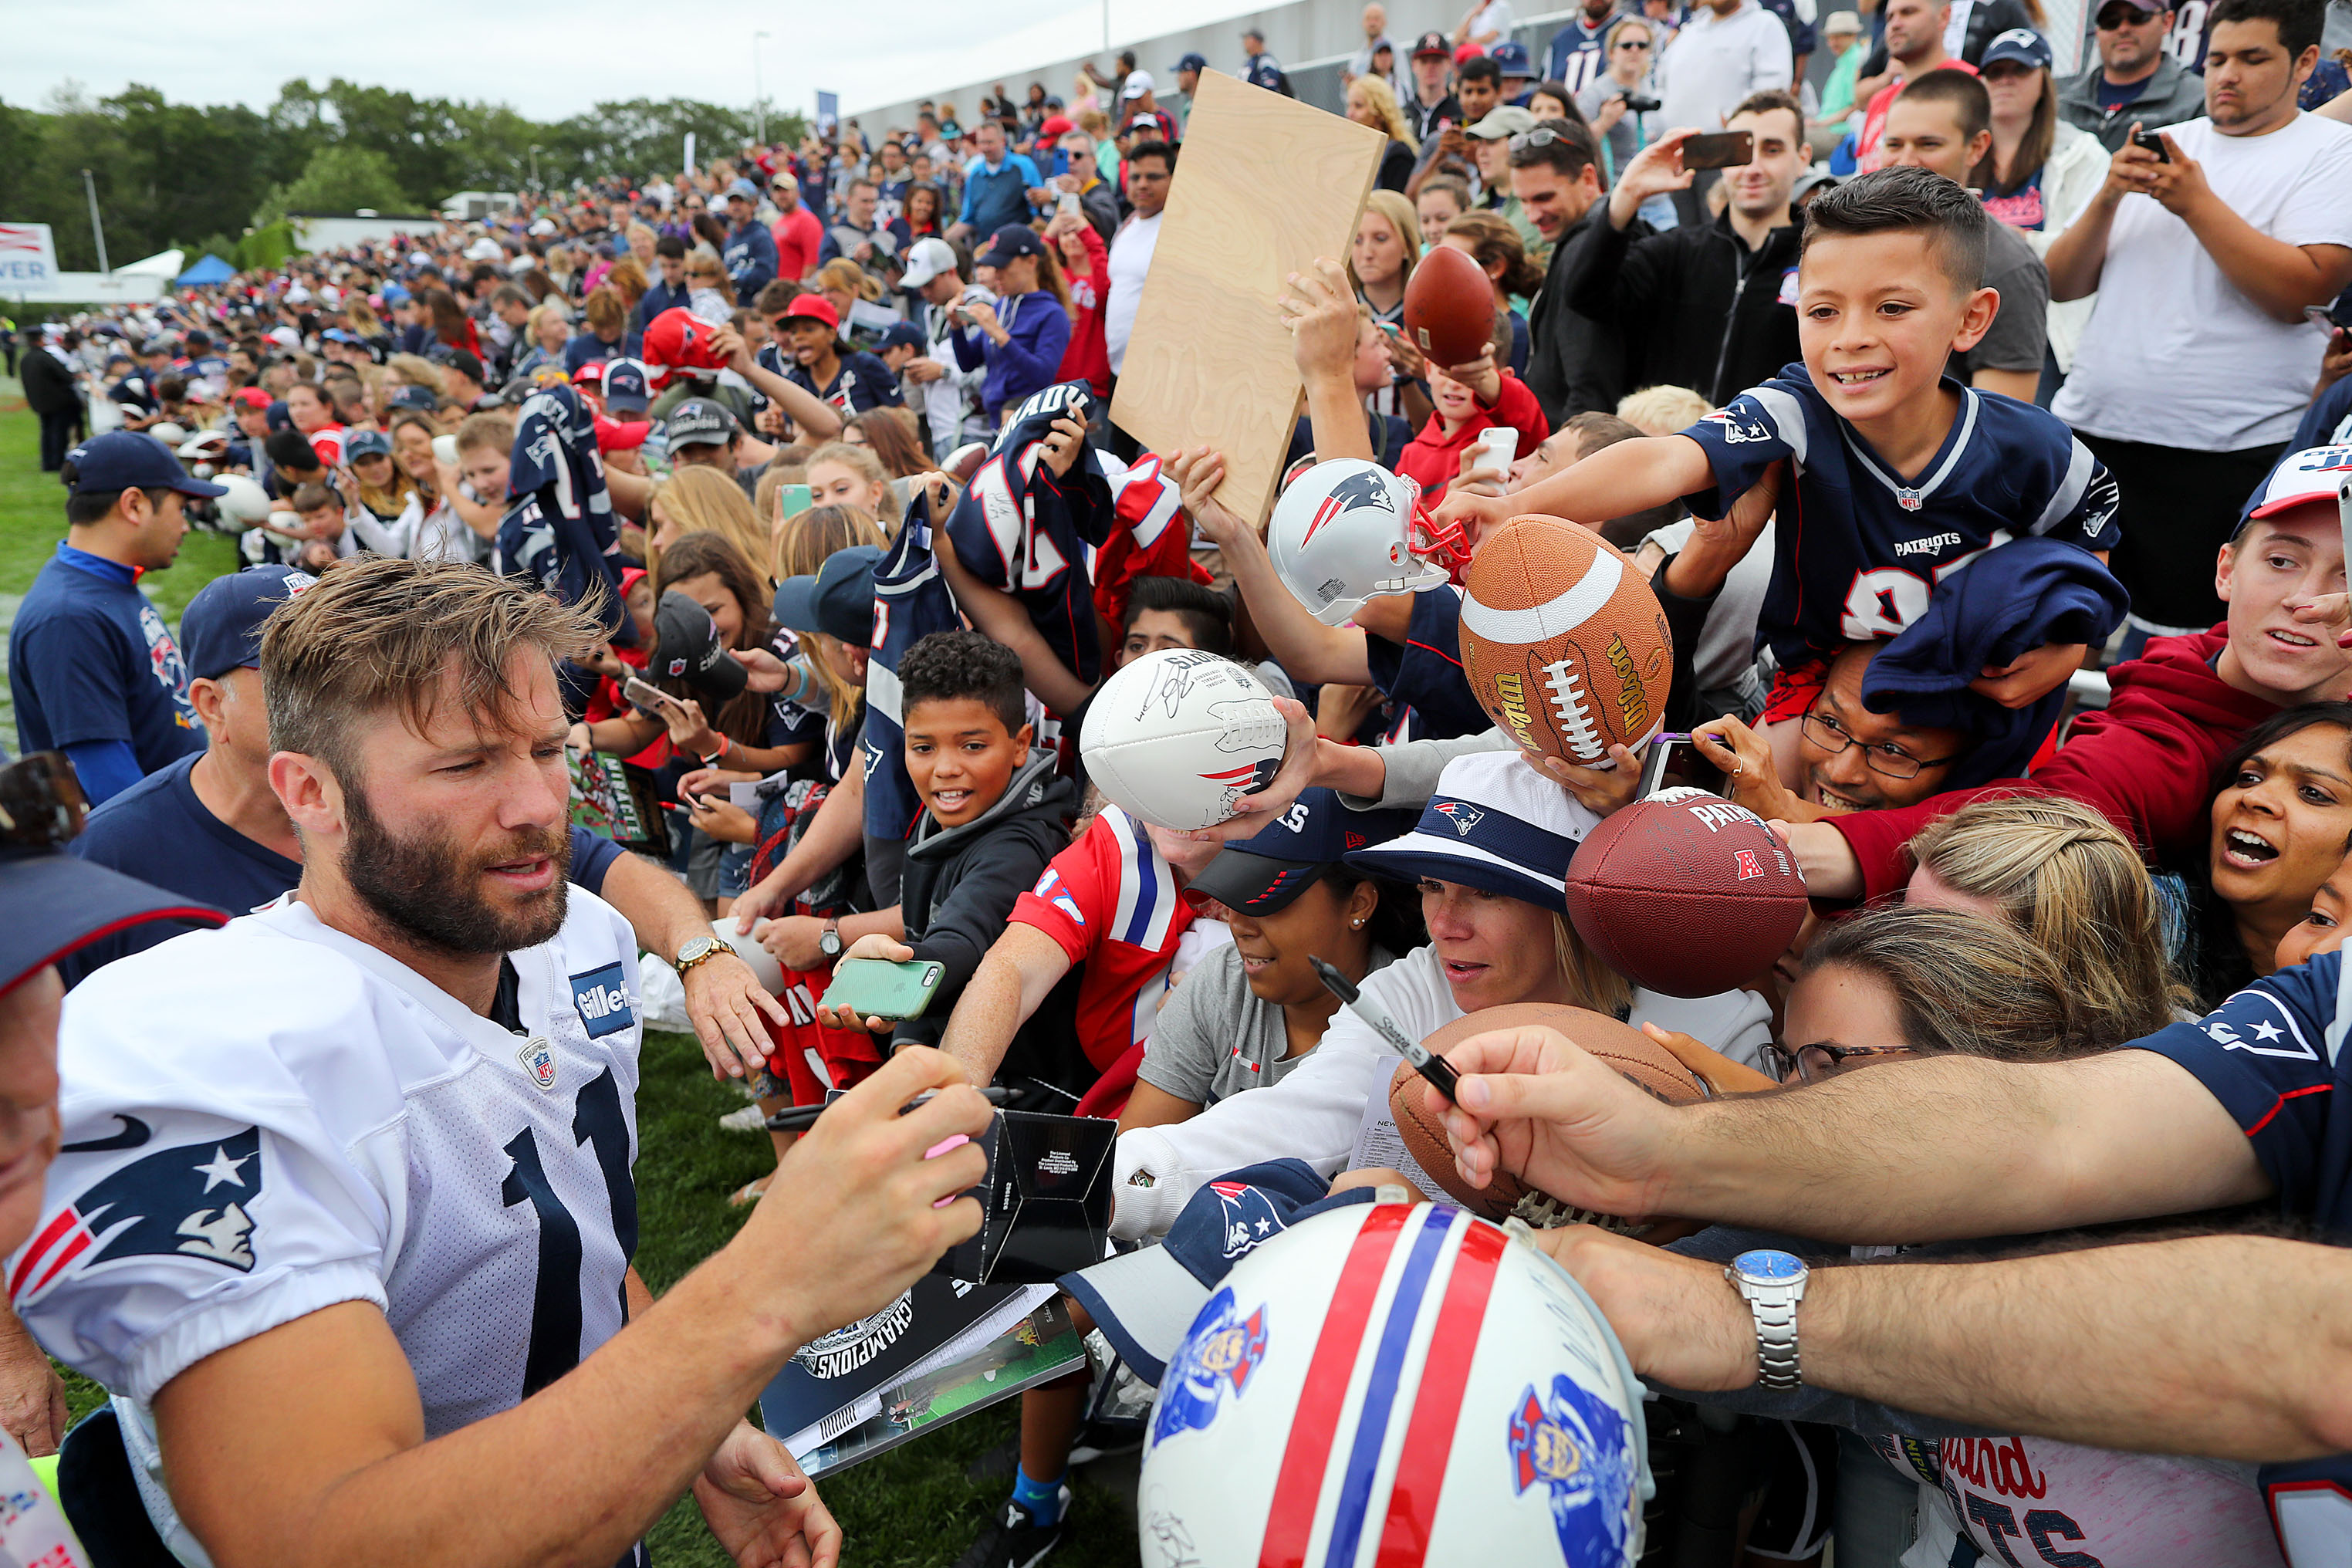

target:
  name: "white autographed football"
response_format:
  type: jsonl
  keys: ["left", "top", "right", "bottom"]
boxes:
{"left": 1082, "top": 650, "right": 1289, "bottom": 831}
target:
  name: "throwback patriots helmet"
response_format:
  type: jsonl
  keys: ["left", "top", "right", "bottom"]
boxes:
{"left": 1269, "top": 459, "right": 1465, "bottom": 627}
{"left": 1140, "top": 1202, "right": 1649, "bottom": 1567}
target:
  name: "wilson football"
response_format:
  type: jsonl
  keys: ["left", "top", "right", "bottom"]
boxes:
{"left": 1080, "top": 649, "right": 1289, "bottom": 832}
{"left": 1458, "top": 516, "right": 1674, "bottom": 769}
{"left": 1401, "top": 242, "right": 1498, "bottom": 369}
{"left": 1387, "top": 1002, "right": 1703, "bottom": 1229}
{"left": 1564, "top": 789, "right": 1809, "bottom": 997}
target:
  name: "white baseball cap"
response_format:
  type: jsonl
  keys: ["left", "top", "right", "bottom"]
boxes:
{"left": 897, "top": 236, "right": 960, "bottom": 289}
{"left": 2240, "top": 444, "right": 2352, "bottom": 531}
{"left": 1122, "top": 69, "right": 1157, "bottom": 99}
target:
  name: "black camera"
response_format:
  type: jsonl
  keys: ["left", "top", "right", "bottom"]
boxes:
{"left": 1624, "top": 93, "right": 1664, "bottom": 113}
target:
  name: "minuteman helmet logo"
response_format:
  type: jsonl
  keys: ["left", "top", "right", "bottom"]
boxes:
{"left": 1303, "top": 467, "right": 1400, "bottom": 545}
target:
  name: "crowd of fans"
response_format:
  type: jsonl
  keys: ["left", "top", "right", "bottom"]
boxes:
{"left": 5, "top": 0, "right": 2352, "bottom": 1564}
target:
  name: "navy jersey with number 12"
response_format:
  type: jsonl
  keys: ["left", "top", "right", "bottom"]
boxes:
{"left": 1678, "top": 363, "right": 2121, "bottom": 671}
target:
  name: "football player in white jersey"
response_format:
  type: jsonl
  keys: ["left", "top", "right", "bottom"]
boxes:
{"left": 15, "top": 558, "right": 994, "bottom": 1568}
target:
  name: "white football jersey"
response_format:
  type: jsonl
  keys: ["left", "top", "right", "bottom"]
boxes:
{"left": 12, "top": 893, "right": 642, "bottom": 1564}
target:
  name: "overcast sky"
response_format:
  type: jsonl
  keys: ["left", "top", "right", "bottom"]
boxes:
{"left": 0, "top": 0, "right": 1234, "bottom": 123}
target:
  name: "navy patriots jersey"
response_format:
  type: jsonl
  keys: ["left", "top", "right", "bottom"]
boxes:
{"left": 1678, "top": 364, "right": 2121, "bottom": 670}
{"left": 941, "top": 380, "right": 1183, "bottom": 694}
{"left": 2134, "top": 949, "right": 2352, "bottom": 1566}
{"left": 1361, "top": 585, "right": 1492, "bottom": 741}
{"left": 863, "top": 489, "right": 966, "bottom": 843}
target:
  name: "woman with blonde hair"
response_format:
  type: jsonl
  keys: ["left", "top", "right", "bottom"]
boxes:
{"left": 1904, "top": 793, "right": 2183, "bottom": 1039}
{"left": 509, "top": 302, "right": 573, "bottom": 382}
{"left": 384, "top": 352, "right": 448, "bottom": 406}
{"left": 1345, "top": 74, "right": 1420, "bottom": 191}
{"left": 813, "top": 258, "right": 884, "bottom": 326}
{"left": 1351, "top": 190, "right": 1427, "bottom": 423}
{"left": 803, "top": 439, "right": 903, "bottom": 527}
{"left": 647, "top": 465, "right": 774, "bottom": 591}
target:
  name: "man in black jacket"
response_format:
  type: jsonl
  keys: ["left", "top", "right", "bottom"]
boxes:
{"left": 21, "top": 329, "right": 86, "bottom": 474}
{"left": 1563, "top": 90, "right": 1808, "bottom": 406}
{"left": 1517, "top": 119, "right": 1641, "bottom": 421}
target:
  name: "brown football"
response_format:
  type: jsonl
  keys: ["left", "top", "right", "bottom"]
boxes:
{"left": 1563, "top": 789, "right": 1810, "bottom": 998}
{"left": 1458, "top": 516, "right": 1674, "bottom": 769}
{"left": 1401, "top": 242, "right": 1498, "bottom": 369}
{"left": 1387, "top": 1002, "right": 1705, "bottom": 1233}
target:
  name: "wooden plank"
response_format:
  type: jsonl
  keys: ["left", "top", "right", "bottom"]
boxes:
{"left": 1110, "top": 69, "right": 1386, "bottom": 527}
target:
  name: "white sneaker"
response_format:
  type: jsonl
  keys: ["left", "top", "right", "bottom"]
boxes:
{"left": 719, "top": 1103, "right": 770, "bottom": 1133}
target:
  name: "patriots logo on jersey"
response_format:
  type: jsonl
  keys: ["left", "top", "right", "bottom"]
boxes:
{"left": 571, "top": 962, "right": 637, "bottom": 1040}
{"left": 1506, "top": 1375, "right": 1637, "bottom": 1566}
{"left": 1151, "top": 1286, "right": 1268, "bottom": 1445}
{"left": 12, "top": 1126, "right": 262, "bottom": 1300}
{"left": 1304, "top": 467, "right": 1401, "bottom": 546}
{"left": 1434, "top": 800, "right": 1485, "bottom": 836}
{"left": 1703, "top": 407, "right": 1775, "bottom": 445}
{"left": 1206, "top": 1180, "right": 1292, "bottom": 1260}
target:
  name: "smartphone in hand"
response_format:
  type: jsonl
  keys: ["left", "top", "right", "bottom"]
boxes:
{"left": 1681, "top": 130, "right": 1756, "bottom": 170}
{"left": 622, "top": 675, "right": 682, "bottom": 714}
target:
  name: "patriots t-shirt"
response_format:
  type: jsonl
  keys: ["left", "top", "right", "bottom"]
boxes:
{"left": 2133, "top": 949, "right": 2352, "bottom": 1566}
{"left": 8, "top": 544, "right": 205, "bottom": 772}
{"left": 16, "top": 894, "right": 643, "bottom": 1563}
{"left": 1010, "top": 807, "right": 1195, "bottom": 1075}
{"left": 776, "top": 347, "right": 906, "bottom": 417}
{"left": 863, "top": 493, "right": 967, "bottom": 843}
{"left": 1678, "top": 364, "right": 2122, "bottom": 670}
{"left": 1361, "top": 585, "right": 1492, "bottom": 742}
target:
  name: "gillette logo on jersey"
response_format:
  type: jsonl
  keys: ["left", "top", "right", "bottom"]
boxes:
{"left": 12, "top": 1126, "right": 262, "bottom": 1301}
{"left": 569, "top": 961, "right": 637, "bottom": 1039}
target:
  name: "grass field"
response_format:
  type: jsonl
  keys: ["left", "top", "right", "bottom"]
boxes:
{"left": 0, "top": 391, "right": 1138, "bottom": 1567}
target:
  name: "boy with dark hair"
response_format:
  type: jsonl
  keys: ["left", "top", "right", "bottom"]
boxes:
{"left": 260, "top": 429, "right": 324, "bottom": 499}
{"left": 822, "top": 630, "right": 1080, "bottom": 1076}
{"left": 1120, "top": 574, "right": 1234, "bottom": 662}
{"left": 286, "top": 480, "right": 351, "bottom": 571}
{"left": 1437, "top": 164, "right": 2122, "bottom": 756}
{"left": 1876, "top": 68, "right": 2051, "bottom": 401}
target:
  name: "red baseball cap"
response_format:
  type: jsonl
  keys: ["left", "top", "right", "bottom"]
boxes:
{"left": 1039, "top": 114, "right": 1076, "bottom": 140}
{"left": 595, "top": 414, "right": 652, "bottom": 453}
{"left": 231, "top": 387, "right": 272, "bottom": 409}
{"left": 779, "top": 293, "right": 840, "bottom": 330}
{"left": 571, "top": 359, "right": 607, "bottom": 386}
{"left": 640, "top": 306, "right": 734, "bottom": 375}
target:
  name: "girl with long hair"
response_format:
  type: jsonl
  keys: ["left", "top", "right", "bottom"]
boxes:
{"left": 1440, "top": 211, "right": 1546, "bottom": 376}
{"left": 1346, "top": 75, "right": 1421, "bottom": 191}
{"left": 842, "top": 409, "right": 930, "bottom": 480}
{"left": 647, "top": 465, "right": 776, "bottom": 590}
{"left": 952, "top": 227, "right": 1073, "bottom": 424}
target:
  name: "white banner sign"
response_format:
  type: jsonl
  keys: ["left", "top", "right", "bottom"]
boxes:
{"left": 0, "top": 223, "right": 62, "bottom": 294}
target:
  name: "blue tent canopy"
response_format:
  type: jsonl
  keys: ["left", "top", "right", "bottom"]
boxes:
{"left": 174, "top": 254, "right": 235, "bottom": 286}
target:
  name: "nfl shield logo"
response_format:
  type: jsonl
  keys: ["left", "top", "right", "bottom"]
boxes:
{"left": 1896, "top": 488, "right": 1924, "bottom": 512}
{"left": 518, "top": 1037, "right": 559, "bottom": 1092}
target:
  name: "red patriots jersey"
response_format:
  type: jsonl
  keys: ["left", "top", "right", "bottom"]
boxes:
{"left": 1010, "top": 807, "right": 1191, "bottom": 1073}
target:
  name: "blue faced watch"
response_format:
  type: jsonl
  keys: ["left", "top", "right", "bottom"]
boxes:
{"left": 1726, "top": 1249, "right": 1809, "bottom": 1390}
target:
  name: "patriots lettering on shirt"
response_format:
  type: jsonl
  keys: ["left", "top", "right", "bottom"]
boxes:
{"left": 15, "top": 892, "right": 642, "bottom": 1557}
{"left": 1678, "top": 363, "right": 2121, "bottom": 671}
{"left": 2132, "top": 948, "right": 2352, "bottom": 1567}
{"left": 863, "top": 493, "right": 965, "bottom": 843}
{"left": 1009, "top": 806, "right": 1192, "bottom": 1073}
{"left": 941, "top": 380, "right": 1187, "bottom": 694}
{"left": 1361, "top": 585, "right": 1492, "bottom": 741}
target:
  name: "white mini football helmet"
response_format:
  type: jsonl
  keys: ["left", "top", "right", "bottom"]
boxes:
{"left": 1140, "top": 1202, "right": 1649, "bottom": 1567}
{"left": 1269, "top": 459, "right": 1469, "bottom": 627}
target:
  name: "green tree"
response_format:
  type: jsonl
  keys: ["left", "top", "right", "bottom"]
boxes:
{"left": 253, "top": 143, "right": 414, "bottom": 228}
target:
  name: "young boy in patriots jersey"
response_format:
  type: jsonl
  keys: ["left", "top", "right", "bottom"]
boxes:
{"left": 1433, "top": 165, "right": 2123, "bottom": 746}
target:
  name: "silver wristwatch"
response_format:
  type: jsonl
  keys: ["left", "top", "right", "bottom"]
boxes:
{"left": 1725, "top": 1249, "right": 1808, "bottom": 1390}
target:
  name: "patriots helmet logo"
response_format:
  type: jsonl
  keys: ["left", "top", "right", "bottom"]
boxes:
{"left": 12, "top": 1126, "right": 262, "bottom": 1302}
{"left": 1507, "top": 1375, "right": 1637, "bottom": 1565}
{"left": 1205, "top": 1179, "right": 1290, "bottom": 1260}
{"left": 1151, "top": 1286, "right": 1269, "bottom": 1445}
{"left": 1303, "top": 467, "right": 1400, "bottom": 545}
{"left": 1433, "top": 800, "right": 1485, "bottom": 836}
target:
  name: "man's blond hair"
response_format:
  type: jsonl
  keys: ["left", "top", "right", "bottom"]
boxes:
{"left": 261, "top": 556, "right": 603, "bottom": 785}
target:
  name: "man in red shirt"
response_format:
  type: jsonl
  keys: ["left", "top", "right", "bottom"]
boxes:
{"left": 1851, "top": 0, "right": 1973, "bottom": 171}
{"left": 768, "top": 172, "right": 823, "bottom": 287}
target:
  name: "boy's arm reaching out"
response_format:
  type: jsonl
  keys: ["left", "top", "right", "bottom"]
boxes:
{"left": 1430, "top": 434, "right": 1717, "bottom": 540}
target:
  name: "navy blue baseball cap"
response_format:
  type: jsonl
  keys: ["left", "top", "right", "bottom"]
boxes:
{"left": 1979, "top": 26, "right": 2053, "bottom": 69}
{"left": 876, "top": 320, "right": 927, "bottom": 353}
{"left": 1492, "top": 39, "right": 1535, "bottom": 76}
{"left": 1188, "top": 788, "right": 1418, "bottom": 914}
{"left": 341, "top": 427, "right": 393, "bottom": 462}
{"left": 1062, "top": 1160, "right": 1375, "bottom": 1384}
{"left": 601, "top": 357, "right": 651, "bottom": 413}
{"left": 2, "top": 844, "right": 225, "bottom": 996}
{"left": 386, "top": 384, "right": 439, "bottom": 413}
{"left": 63, "top": 431, "right": 228, "bottom": 499}
{"left": 976, "top": 224, "right": 1046, "bottom": 269}
{"left": 772, "top": 546, "right": 882, "bottom": 645}
{"left": 1172, "top": 50, "right": 1208, "bottom": 73}
{"left": 181, "top": 565, "right": 317, "bottom": 681}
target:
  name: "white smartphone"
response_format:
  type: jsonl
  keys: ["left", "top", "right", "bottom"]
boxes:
{"left": 431, "top": 434, "right": 459, "bottom": 467}
{"left": 1469, "top": 424, "right": 1517, "bottom": 485}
